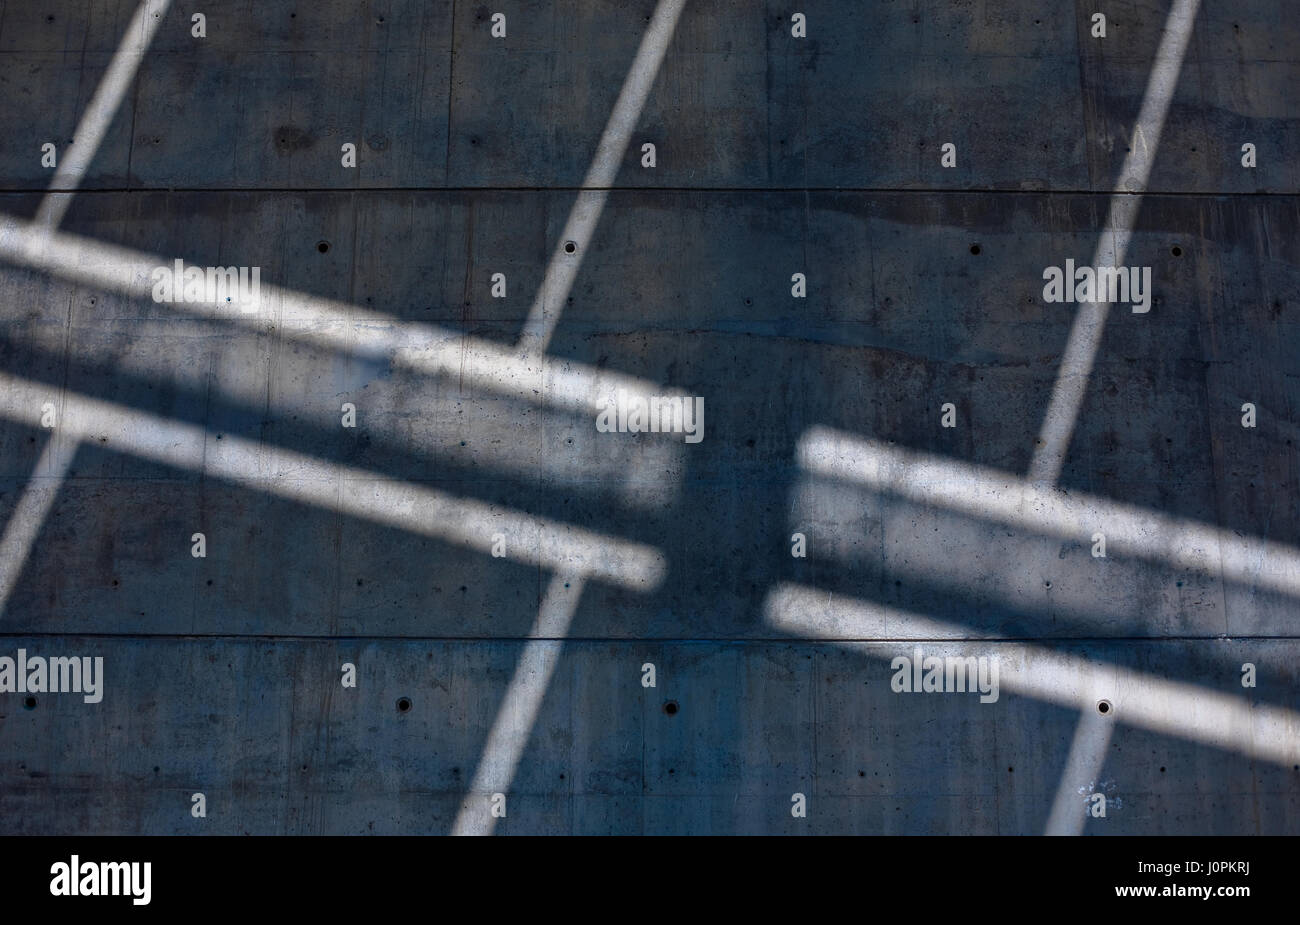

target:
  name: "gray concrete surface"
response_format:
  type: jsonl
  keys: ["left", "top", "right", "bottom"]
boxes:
{"left": 0, "top": 0, "right": 1297, "bottom": 834}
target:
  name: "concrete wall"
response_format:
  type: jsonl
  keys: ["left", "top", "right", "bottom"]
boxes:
{"left": 0, "top": 0, "right": 1297, "bottom": 834}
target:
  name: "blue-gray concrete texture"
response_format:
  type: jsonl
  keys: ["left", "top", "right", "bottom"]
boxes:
{"left": 0, "top": 0, "right": 1298, "bottom": 834}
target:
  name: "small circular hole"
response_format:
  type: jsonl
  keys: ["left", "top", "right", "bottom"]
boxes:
{"left": 23, "top": 696, "right": 36, "bottom": 710}
{"left": 396, "top": 697, "right": 412, "bottom": 713}
{"left": 1097, "top": 699, "right": 1113, "bottom": 715}
{"left": 563, "top": 240, "right": 577, "bottom": 255}
{"left": 663, "top": 700, "right": 678, "bottom": 716}
{"left": 1171, "top": 245, "right": 1182, "bottom": 257}
{"left": 970, "top": 244, "right": 981, "bottom": 255}
{"left": 317, "top": 240, "right": 330, "bottom": 253}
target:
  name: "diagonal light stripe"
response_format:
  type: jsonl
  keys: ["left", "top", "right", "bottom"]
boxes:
{"left": 0, "top": 371, "right": 666, "bottom": 590}
{"left": 1030, "top": 0, "right": 1204, "bottom": 830}
{"left": 764, "top": 582, "right": 1300, "bottom": 767}
{"left": 454, "top": 1, "right": 688, "bottom": 835}
{"left": 515, "top": 0, "right": 688, "bottom": 357}
{"left": 1028, "top": 0, "right": 1202, "bottom": 486}
{"left": 1044, "top": 708, "right": 1116, "bottom": 835}
{"left": 0, "top": 433, "right": 79, "bottom": 616}
{"left": 34, "top": 0, "right": 173, "bottom": 232}
{"left": 0, "top": 214, "right": 690, "bottom": 419}
{"left": 799, "top": 425, "right": 1300, "bottom": 600}
{"left": 452, "top": 572, "right": 585, "bottom": 836}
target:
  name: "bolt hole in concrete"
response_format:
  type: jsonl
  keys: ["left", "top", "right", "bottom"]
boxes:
{"left": 970, "top": 243, "right": 981, "bottom": 255}
{"left": 317, "top": 240, "right": 330, "bottom": 253}
{"left": 1171, "top": 245, "right": 1183, "bottom": 257}
{"left": 1097, "top": 699, "right": 1113, "bottom": 716}
{"left": 23, "top": 696, "right": 36, "bottom": 710}
{"left": 663, "top": 700, "right": 679, "bottom": 715}
{"left": 396, "top": 697, "right": 412, "bottom": 713}
{"left": 563, "top": 240, "right": 577, "bottom": 255}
